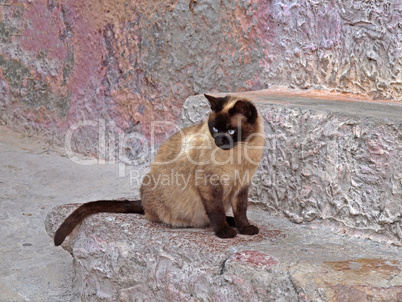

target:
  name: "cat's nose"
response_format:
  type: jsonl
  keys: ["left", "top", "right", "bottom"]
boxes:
{"left": 215, "top": 135, "right": 234, "bottom": 150}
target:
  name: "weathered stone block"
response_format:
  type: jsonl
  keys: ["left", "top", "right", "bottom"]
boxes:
{"left": 46, "top": 204, "right": 298, "bottom": 301}
{"left": 46, "top": 203, "right": 402, "bottom": 301}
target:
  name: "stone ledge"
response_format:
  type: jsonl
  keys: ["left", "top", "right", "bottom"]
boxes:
{"left": 46, "top": 204, "right": 401, "bottom": 301}
{"left": 180, "top": 91, "right": 402, "bottom": 244}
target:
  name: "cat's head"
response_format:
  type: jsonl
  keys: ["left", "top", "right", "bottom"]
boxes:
{"left": 205, "top": 94, "right": 260, "bottom": 150}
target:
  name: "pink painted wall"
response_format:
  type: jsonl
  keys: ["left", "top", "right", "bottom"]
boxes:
{"left": 0, "top": 0, "right": 400, "bottom": 157}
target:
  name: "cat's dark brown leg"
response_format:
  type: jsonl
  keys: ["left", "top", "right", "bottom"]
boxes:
{"left": 200, "top": 185, "right": 237, "bottom": 238}
{"left": 233, "top": 186, "right": 259, "bottom": 235}
{"left": 207, "top": 211, "right": 237, "bottom": 238}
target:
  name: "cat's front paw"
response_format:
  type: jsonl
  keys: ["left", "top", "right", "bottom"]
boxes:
{"left": 215, "top": 226, "right": 237, "bottom": 238}
{"left": 238, "top": 224, "right": 259, "bottom": 235}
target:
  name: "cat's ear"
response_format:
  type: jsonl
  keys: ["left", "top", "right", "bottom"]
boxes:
{"left": 204, "top": 94, "right": 228, "bottom": 112}
{"left": 230, "top": 100, "right": 257, "bottom": 123}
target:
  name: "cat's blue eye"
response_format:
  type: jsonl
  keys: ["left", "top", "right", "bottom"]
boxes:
{"left": 212, "top": 127, "right": 219, "bottom": 133}
{"left": 228, "top": 129, "right": 235, "bottom": 135}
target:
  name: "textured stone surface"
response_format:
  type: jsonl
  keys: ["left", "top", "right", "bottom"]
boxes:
{"left": 290, "top": 259, "right": 402, "bottom": 301}
{"left": 46, "top": 203, "right": 402, "bottom": 301}
{"left": 1, "top": 0, "right": 401, "bottom": 158}
{"left": 181, "top": 91, "right": 402, "bottom": 244}
{"left": 46, "top": 205, "right": 296, "bottom": 301}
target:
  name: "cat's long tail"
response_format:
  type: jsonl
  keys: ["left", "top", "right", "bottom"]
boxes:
{"left": 54, "top": 199, "right": 144, "bottom": 246}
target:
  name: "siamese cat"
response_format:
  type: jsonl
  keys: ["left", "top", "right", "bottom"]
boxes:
{"left": 54, "top": 94, "right": 265, "bottom": 246}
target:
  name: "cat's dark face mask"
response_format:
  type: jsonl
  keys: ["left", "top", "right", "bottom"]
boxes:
{"left": 205, "top": 94, "right": 258, "bottom": 151}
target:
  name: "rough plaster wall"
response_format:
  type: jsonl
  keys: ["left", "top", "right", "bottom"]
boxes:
{"left": 259, "top": 0, "right": 402, "bottom": 99}
{"left": 180, "top": 95, "right": 402, "bottom": 243}
{"left": 0, "top": 0, "right": 401, "bottom": 155}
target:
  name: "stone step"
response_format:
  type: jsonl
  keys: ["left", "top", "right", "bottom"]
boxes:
{"left": 181, "top": 90, "right": 402, "bottom": 244}
{"left": 46, "top": 90, "right": 402, "bottom": 301}
{"left": 46, "top": 204, "right": 402, "bottom": 301}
